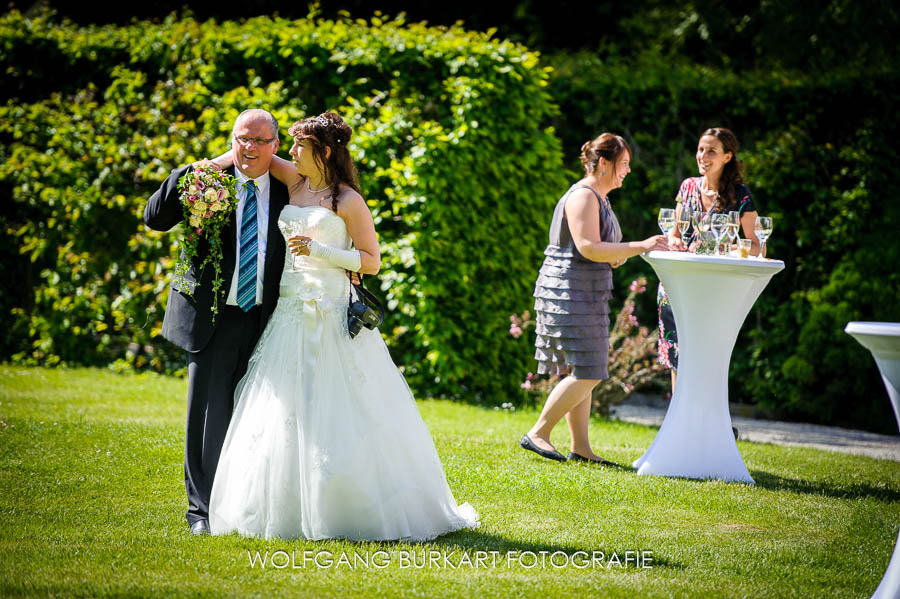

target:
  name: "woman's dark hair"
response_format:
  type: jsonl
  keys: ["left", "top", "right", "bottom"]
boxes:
{"left": 701, "top": 127, "right": 744, "bottom": 211}
{"left": 287, "top": 112, "right": 360, "bottom": 211}
{"left": 580, "top": 133, "right": 632, "bottom": 177}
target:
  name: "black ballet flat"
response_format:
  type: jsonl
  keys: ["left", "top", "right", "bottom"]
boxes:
{"left": 519, "top": 435, "right": 567, "bottom": 462}
{"left": 567, "top": 452, "right": 620, "bottom": 467}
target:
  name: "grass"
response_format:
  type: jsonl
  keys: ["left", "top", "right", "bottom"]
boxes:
{"left": 1, "top": 365, "right": 899, "bottom": 598}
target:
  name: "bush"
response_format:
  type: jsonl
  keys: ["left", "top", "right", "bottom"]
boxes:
{"left": 0, "top": 9, "right": 566, "bottom": 401}
{"left": 5, "top": 9, "right": 900, "bottom": 430}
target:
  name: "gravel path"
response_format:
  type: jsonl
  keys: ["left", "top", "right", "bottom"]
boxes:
{"left": 611, "top": 403, "right": 900, "bottom": 462}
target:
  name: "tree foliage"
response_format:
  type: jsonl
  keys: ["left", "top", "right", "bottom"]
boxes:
{"left": 545, "top": 49, "right": 900, "bottom": 432}
{"left": 4, "top": 4, "right": 900, "bottom": 431}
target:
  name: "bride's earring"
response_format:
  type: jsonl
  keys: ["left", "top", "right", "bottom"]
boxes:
{"left": 601, "top": 170, "right": 606, "bottom": 177}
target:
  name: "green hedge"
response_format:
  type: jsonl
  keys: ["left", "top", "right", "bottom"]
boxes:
{"left": 6, "top": 9, "right": 899, "bottom": 431}
{"left": 546, "top": 51, "right": 900, "bottom": 431}
{"left": 0, "top": 9, "right": 567, "bottom": 401}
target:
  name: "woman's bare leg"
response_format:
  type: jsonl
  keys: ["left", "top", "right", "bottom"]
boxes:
{"left": 565, "top": 392, "right": 603, "bottom": 459}
{"left": 527, "top": 376, "right": 599, "bottom": 452}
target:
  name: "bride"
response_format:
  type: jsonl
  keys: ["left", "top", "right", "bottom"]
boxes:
{"left": 207, "top": 112, "right": 478, "bottom": 541}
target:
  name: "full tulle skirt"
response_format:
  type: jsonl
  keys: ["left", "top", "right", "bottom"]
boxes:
{"left": 208, "top": 293, "right": 478, "bottom": 541}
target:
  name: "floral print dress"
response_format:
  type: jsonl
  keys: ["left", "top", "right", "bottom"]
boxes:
{"left": 656, "top": 177, "right": 756, "bottom": 369}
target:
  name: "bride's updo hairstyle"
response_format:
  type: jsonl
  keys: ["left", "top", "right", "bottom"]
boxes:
{"left": 580, "top": 133, "right": 632, "bottom": 177}
{"left": 287, "top": 111, "right": 361, "bottom": 210}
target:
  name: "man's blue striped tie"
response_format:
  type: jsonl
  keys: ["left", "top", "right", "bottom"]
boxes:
{"left": 236, "top": 181, "right": 258, "bottom": 311}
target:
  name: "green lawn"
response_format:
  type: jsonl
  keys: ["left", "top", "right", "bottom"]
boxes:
{"left": 1, "top": 366, "right": 898, "bottom": 598}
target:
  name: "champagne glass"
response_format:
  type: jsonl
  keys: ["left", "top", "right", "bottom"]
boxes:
{"left": 690, "top": 210, "right": 709, "bottom": 252}
{"left": 726, "top": 211, "right": 740, "bottom": 245}
{"left": 693, "top": 210, "right": 710, "bottom": 233}
{"left": 278, "top": 220, "right": 302, "bottom": 272}
{"left": 677, "top": 205, "right": 693, "bottom": 249}
{"left": 755, "top": 216, "right": 773, "bottom": 259}
{"left": 658, "top": 208, "right": 676, "bottom": 237}
{"left": 710, "top": 213, "right": 728, "bottom": 256}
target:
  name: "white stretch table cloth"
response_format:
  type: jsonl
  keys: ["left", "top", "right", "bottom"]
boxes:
{"left": 633, "top": 252, "right": 785, "bottom": 483}
{"left": 845, "top": 321, "right": 900, "bottom": 599}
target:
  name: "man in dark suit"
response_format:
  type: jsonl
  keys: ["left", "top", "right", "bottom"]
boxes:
{"left": 144, "top": 109, "right": 289, "bottom": 535}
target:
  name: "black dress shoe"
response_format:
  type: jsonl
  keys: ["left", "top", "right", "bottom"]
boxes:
{"left": 190, "top": 519, "right": 210, "bottom": 536}
{"left": 519, "top": 435, "right": 567, "bottom": 461}
{"left": 567, "top": 452, "right": 620, "bottom": 467}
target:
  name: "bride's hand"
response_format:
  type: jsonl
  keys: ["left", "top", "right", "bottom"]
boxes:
{"left": 288, "top": 235, "right": 312, "bottom": 256}
{"left": 611, "top": 258, "right": 627, "bottom": 268}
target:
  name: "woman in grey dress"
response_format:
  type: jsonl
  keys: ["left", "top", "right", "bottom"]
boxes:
{"left": 520, "top": 133, "right": 669, "bottom": 463}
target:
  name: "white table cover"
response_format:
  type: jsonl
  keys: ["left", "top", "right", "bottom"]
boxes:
{"left": 845, "top": 321, "right": 900, "bottom": 599}
{"left": 633, "top": 251, "right": 785, "bottom": 482}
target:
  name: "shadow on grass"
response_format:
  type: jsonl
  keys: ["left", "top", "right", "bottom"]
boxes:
{"left": 750, "top": 469, "right": 900, "bottom": 503}
{"left": 517, "top": 451, "right": 637, "bottom": 472}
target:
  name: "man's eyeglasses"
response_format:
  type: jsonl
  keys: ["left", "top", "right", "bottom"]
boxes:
{"left": 234, "top": 135, "right": 277, "bottom": 146}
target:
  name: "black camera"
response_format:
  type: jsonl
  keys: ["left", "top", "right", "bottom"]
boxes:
{"left": 347, "top": 299, "right": 381, "bottom": 338}
{"left": 347, "top": 283, "right": 384, "bottom": 339}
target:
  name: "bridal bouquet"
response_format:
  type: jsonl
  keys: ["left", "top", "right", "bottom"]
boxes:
{"left": 173, "top": 164, "right": 239, "bottom": 319}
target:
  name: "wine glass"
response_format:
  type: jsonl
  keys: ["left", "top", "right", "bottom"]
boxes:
{"left": 690, "top": 211, "right": 709, "bottom": 252}
{"left": 710, "top": 213, "right": 728, "bottom": 256}
{"left": 658, "top": 208, "right": 676, "bottom": 237}
{"left": 277, "top": 220, "right": 303, "bottom": 272}
{"left": 755, "top": 216, "right": 773, "bottom": 259}
{"left": 677, "top": 205, "right": 693, "bottom": 249}
{"left": 727, "top": 211, "right": 740, "bottom": 245}
{"left": 693, "top": 210, "right": 710, "bottom": 232}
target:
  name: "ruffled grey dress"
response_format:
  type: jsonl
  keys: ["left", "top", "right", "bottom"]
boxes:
{"left": 533, "top": 184, "right": 623, "bottom": 380}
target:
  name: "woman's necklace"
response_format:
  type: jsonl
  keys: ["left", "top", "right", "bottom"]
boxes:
{"left": 307, "top": 178, "right": 331, "bottom": 194}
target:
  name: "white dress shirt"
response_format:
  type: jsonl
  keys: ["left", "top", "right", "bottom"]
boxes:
{"left": 226, "top": 169, "right": 270, "bottom": 307}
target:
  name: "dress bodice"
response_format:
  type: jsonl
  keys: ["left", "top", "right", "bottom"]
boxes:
{"left": 277, "top": 205, "right": 352, "bottom": 301}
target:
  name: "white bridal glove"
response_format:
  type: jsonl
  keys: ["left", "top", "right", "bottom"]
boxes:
{"left": 307, "top": 240, "right": 362, "bottom": 272}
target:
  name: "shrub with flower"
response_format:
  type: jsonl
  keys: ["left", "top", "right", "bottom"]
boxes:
{"left": 510, "top": 276, "right": 666, "bottom": 414}
{"left": 173, "top": 164, "right": 240, "bottom": 319}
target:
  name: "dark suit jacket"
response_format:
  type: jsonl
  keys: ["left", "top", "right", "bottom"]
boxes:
{"left": 144, "top": 164, "right": 288, "bottom": 353}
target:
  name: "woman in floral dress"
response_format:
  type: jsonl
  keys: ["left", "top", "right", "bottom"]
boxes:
{"left": 657, "top": 128, "right": 761, "bottom": 387}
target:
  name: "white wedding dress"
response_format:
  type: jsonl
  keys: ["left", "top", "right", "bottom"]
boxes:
{"left": 208, "top": 205, "right": 478, "bottom": 541}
